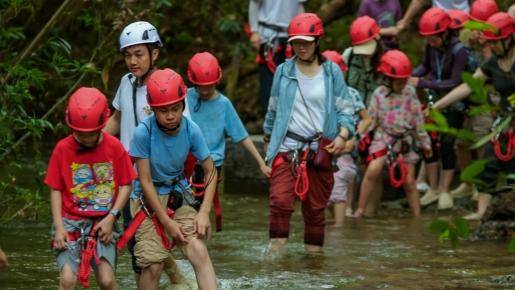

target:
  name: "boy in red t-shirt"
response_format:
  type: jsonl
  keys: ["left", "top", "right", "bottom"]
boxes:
{"left": 44, "top": 87, "right": 136, "bottom": 290}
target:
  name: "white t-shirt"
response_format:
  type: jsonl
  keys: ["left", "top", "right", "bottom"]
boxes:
{"left": 280, "top": 65, "right": 326, "bottom": 151}
{"left": 112, "top": 73, "right": 153, "bottom": 150}
{"left": 432, "top": 0, "right": 469, "bottom": 12}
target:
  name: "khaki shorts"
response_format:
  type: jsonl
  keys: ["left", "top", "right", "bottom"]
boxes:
{"left": 130, "top": 196, "right": 198, "bottom": 269}
{"left": 456, "top": 112, "right": 494, "bottom": 146}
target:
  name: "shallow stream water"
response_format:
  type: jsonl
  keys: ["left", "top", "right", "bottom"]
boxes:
{"left": 0, "top": 194, "right": 514, "bottom": 289}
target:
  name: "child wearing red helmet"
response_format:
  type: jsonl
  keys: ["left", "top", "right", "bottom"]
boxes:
{"left": 186, "top": 52, "right": 271, "bottom": 230}
{"left": 129, "top": 68, "right": 218, "bottom": 289}
{"left": 433, "top": 12, "right": 515, "bottom": 220}
{"left": 344, "top": 16, "right": 385, "bottom": 106}
{"left": 44, "top": 87, "right": 137, "bottom": 289}
{"left": 354, "top": 50, "right": 432, "bottom": 218}
{"left": 358, "top": 0, "right": 404, "bottom": 49}
{"left": 322, "top": 50, "right": 372, "bottom": 224}
{"left": 409, "top": 7, "right": 470, "bottom": 211}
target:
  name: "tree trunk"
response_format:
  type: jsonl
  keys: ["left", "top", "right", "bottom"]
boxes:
{"left": 317, "top": 0, "right": 352, "bottom": 25}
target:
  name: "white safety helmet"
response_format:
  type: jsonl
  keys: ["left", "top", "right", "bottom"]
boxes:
{"left": 119, "top": 21, "right": 163, "bottom": 52}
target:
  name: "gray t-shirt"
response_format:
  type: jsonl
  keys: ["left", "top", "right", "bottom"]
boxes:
{"left": 112, "top": 73, "right": 153, "bottom": 150}
{"left": 432, "top": 0, "right": 469, "bottom": 12}
{"left": 249, "top": 0, "right": 306, "bottom": 43}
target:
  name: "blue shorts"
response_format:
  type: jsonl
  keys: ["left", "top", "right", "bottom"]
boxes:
{"left": 51, "top": 217, "right": 118, "bottom": 273}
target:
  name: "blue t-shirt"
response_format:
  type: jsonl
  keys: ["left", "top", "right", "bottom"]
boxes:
{"left": 186, "top": 88, "right": 249, "bottom": 167}
{"left": 129, "top": 115, "right": 210, "bottom": 198}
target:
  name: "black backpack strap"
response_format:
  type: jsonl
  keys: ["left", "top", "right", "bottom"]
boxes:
{"left": 128, "top": 74, "right": 139, "bottom": 127}
{"left": 345, "top": 48, "right": 354, "bottom": 83}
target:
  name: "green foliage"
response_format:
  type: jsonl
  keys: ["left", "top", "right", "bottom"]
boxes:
{"left": 461, "top": 72, "right": 487, "bottom": 105}
{"left": 429, "top": 218, "right": 470, "bottom": 248}
{"left": 423, "top": 110, "right": 476, "bottom": 142}
{"left": 460, "top": 159, "right": 489, "bottom": 186}
{"left": 509, "top": 236, "right": 515, "bottom": 254}
{"left": 471, "top": 115, "right": 512, "bottom": 149}
{"left": 463, "top": 20, "right": 496, "bottom": 32}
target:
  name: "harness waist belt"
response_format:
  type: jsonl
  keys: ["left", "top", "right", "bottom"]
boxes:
{"left": 286, "top": 131, "right": 320, "bottom": 143}
{"left": 258, "top": 21, "right": 288, "bottom": 33}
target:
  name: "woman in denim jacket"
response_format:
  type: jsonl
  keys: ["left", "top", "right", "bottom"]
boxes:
{"left": 262, "top": 13, "right": 355, "bottom": 254}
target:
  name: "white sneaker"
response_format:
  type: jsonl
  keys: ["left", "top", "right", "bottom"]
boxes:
{"left": 420, "top": 189, "right": 439, "bottom": 206}
{"left": 417, "top": 182, "right": 430, "bottom": 192}
{"left": 438, "top": 192, "right": 454, "bottom": 210}
{"left": 463, "top": 212, "right": 483, "bottom": 220}
{"left": 345, "top": 208, "right": 353, "bottom": 217}
{"left": 471, "top": 187, "right": 480, "bottom": 201}
{"left": 450, "top": 183, "right": 474, "bottom": 198}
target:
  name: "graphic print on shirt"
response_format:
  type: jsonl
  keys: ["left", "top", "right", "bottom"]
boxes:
{"left": 70, "top": 162, "right": 115, "bottom": 213}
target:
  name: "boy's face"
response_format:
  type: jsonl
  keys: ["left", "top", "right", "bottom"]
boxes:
{"left": 154, "top": 102, "right": 184, "bottom": 132}
{"left": 123, "top": 44, "right": 159, "bottom": 78}
{"left": 74, "top": 131, "right": 101, "bottom": 147}
{"left": 195, "top": 84, "right": 217, "bottom": 100}
{"left": 391, "top": 78, "right": 407, "bottom": 93}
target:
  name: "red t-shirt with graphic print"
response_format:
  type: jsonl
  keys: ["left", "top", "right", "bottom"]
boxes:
{"left": 44, "top": 132, "right": 137, "bottom": 220}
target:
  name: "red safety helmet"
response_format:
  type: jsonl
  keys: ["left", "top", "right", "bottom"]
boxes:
{"left": 322, "top": 50, "right": 348, "bottom": 72}
{"left": 377, "top": 50, "right": 413, "bottom": 79}
{"left": 349, "top": 16, "right": 381, "bottom": 45}
{"left": 419, "top": 7, "right": 451, "bottom": 36}
{"left": 287, "top": 13, "right": 324, "bottom": 41}
{"left": 483, "top": 12, "right": 515, "bottom": 40}
{"left": 470, "top": 0, "right": 499, "bottom": 22}
{"left": 187, "top": 52, "right": 222, "bottom": 86}
{"left": 146, "top": 68, "right": 187, "bottom": 108}
{"left": 65, "top": 87, "right": 110, "bottom": 132}
{"left": 448, "top": 10, "right": 469, "bottom": 30}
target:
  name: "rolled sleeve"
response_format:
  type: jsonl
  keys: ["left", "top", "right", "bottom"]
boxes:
{"left": 263, "top": 65, "right": 282, "bottom": 134}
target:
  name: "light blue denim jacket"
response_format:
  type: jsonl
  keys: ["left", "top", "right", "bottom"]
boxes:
{"left": 263, "top": 56, "right": 356, "bottom": 164}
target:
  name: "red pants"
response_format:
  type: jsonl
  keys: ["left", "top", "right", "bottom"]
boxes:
{"left": 269, "top": 154, "right": 334, "bottom": 246}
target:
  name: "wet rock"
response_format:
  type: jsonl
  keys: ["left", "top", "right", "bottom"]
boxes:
{"left": 224, "top": 135, "right": 269, "bottom": 194}
{"left": 483, "top": 190, "right": 515, "bottom": 221}
{"left": 473, "top": 191, "right": 515, "bottom": 240}
{"left": 490, "top": 274, "right": 514, "bottom": 287}
{"left": 473, "top": 220, "right": 515, "bottom": 240}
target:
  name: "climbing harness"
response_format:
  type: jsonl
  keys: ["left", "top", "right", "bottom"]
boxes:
{"left": 386, "top": 143, "right": 408, "bottom": 188}
{"left": 189, "top": 165, "right": 224, "bottom": 232}
{"left": 117, "top": 196, "right": 175, "bottom": 251}
{"left": 491, "top": 115, "right": 514, "bottom": 161}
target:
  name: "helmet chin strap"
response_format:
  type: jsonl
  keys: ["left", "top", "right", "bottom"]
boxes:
{"left": 73, "top": 132, "right": 101, "bottom": 153}
{"left": 156, "top": 118, "right": 181, "bottom": 133}
{"left": 136, "top": 46, "right": 156, "bottom": 85}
